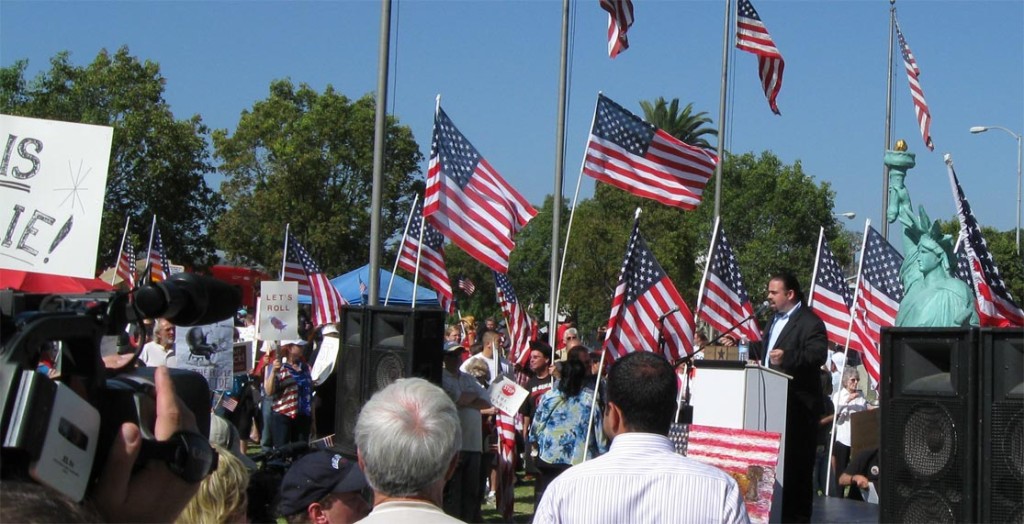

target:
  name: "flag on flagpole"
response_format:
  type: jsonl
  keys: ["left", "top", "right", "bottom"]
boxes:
{"left": 423, "top": 105, "right": 537, "bottom": 274}
{"left": 736, "top": 0, "right": 786, "bottom": 115}
{"left": 494, "top": 411, "right": 517, "bottom": 520}
{"left": 600, "top": 0, "right": 634, "bottom": 59}
{"left": 398, "top": 199, "right": 455, "bottom": 314}
{"left": 953, "top": 241, "right": 973, "bottom": 287}
{"left": 283, "top": 246, "right": 313, "bottom": 297}
{"left": 603, "top": 215, "right": 695, "bottom": 363}
{"left": 494, "top": 271, "right": 533, "bottom": 369}
{"left": 457, "top": 277, "right": 476, "bottom": 296}
{"left": 147, "top": 226, "right": 168, "bottom": 283}
{"left": 855, "top": 226, "right": 904, "bottom": 349}
{"left": 286, "top": 233, "right": 346, "bottom": 327}
{"left": 697, "top": 219, "right": 762, "bottom": 343}
{"left": 947, "top": 163, "right": 1024, "bottom": 327}
{"left": 895, "top": 18, "right": 934, "bottom": 151}
{"left": 583, "top": 94, "right": 717, "bottom": 211}
{"left": 116, "top": 239, "right": 137, "bottom": 288}
{"left": 809, "top": 231, "right": 875, "bottom": 379}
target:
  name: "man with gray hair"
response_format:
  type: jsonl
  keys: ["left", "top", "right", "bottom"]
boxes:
{"left": 355, "top": 378, "right": 465, "bottom": 523}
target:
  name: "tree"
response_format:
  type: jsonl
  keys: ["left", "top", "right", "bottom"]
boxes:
{"left": 639, "top": 97, "right": 717, "bottom": 149}
{"left": 213, "top": 80, "right": 422, "bottom": 275}
{"left": 1, "top": 48, "right": 225, "bottom": 269}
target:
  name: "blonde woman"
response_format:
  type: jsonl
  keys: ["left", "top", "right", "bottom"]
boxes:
{"left": 177, "top": 445, "right": 250, "bottom": 523}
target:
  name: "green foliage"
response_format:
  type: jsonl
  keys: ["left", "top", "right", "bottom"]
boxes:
{"left": 638, "top": 97, "right": 717, "bottom": 149}
{"left": 213, "top": 80, "right": 422, "bottom": 275}
{"left": 1, "top": 48, "right": 225, "bottom": 269}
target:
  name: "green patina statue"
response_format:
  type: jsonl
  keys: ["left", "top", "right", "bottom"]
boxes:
{"left": 885, "top": 140, "right": 978, "bottom": 327}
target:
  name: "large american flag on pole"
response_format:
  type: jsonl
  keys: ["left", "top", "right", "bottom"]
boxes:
{"left": 424, "top": 105, "right": 537, "bottom": 274}
{"left": 398, "top": 199, "right": 454, "bottom": 314}
{"left": 947, "top": 162, "right": 1024, "bottom": 327}
{"left": 283, "top": 226, "right": 312, "bottom": 297}
{"left": 809, "top": 230, "right": 876, "bottom": 382}
{"left": 600, "top": 0, "right": 634, "bottom": 59}
{"left": 855, "top": 226, "right": 903, "bottom": 352}
{"left": 697, "top": 218, "right": 762, "bottom": 343}
{"left": 116, "top": 239, "right": 136, "bottom": 288}
{"left": 583, "top": 94, "right": 717, "bottom": 211}
{"left": 895, "top": 18, "right": 934, "bottom": 151}
{"left": 286, "top": 234, "right": 346, "bottom": 327}
{"left": 603, "top": 214, "right": 695, "bottom": 363}
{"left": 494, "top": 271, "right": 533, "bottom": 369}
{"left": 736, "top": 0, "right": 786, "bottom": 115}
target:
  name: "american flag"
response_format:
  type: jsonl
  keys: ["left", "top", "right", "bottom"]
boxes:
{"left": 855, "top": 226, "right": 904, "bottom": 357}
{"left": 947, "top": 163, "right": 1024, "bottom": 327}
{"left": 457, "top": 276, "right": 476, "bottom": 296}
{"left": 219, "top": 395, "right": 238, "bottom": 412}
{"left": 895, "top": 19, "right": 934, "bottom": 151}
{"left": 697, "top": 218, "right": 762, "bottom": 343}
{"left": 809, "top": 231, "right": 876, "bottom": 382}
{"left": 146, "top": 225, "right": 168, "bottom": 283}
{"left": 423, "top": 106, "right": 537, "bottom": 274}
{"left": 603, "top": 216, "right": 695, "bottom": 363}
{"left": 600, "top": 0, "right": 634, "bottom": 59}
{"left": 953, "top": 241, "right": 973, "bottom": 287}
{"left": 398, "top": 199, "right": 454, "bottom": 314}
{"left": 494, "top": 271, "right": 533, "bottom": 369}
{"left": 116, "top": 239, "right": 136, "bottom": 288}
{"left": 583, "top": 94, "right": 717, "bottom": 211}
{"left": 283, "top": 229, "right": 313, "bottom": 297}
{"left": 286, "top": 233, "right": 346, "bottom": 327}
{"left": 736, "top": 0, "right": 786, "bottom": 115}
{"left": 495, "top": 411, "right": 517, "bottom": 520}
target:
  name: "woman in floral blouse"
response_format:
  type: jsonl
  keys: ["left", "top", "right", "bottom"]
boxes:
{"left": 529, "top": 358, "right": 608, "bottom": 501}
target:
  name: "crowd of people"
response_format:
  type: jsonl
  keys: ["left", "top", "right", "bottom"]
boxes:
{"left": 3, "top": 272, "right": 888, "bottom": 524}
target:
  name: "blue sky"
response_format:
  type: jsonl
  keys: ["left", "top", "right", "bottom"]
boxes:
{"left": 3, "top": 0, "right": 1022, "bottom": 239}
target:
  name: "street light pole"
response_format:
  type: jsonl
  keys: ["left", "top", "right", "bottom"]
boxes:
{"left": 971, "top": 125, "right": 1022, "bottom": 255}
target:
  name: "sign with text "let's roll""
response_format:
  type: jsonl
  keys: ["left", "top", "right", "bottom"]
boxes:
{"left": 1, "top": 115, "right": 113, "bottom": 278}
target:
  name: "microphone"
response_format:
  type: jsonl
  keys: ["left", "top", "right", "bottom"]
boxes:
{"left": 658, "top": 306, "right": 681, "bottom": 322}
{"left": 753, "top": 301, "right": 771, "bottom": 316}
{"left": 135, "top": 273, "right": 242, "bottom": 326}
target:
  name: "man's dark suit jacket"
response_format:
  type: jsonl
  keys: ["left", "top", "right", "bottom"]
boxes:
{"left": 756, "top": 304, "right": 828, "bottom": 412}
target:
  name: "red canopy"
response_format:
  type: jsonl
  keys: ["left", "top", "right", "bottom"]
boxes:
{"left": 0, "top": 269, "right": 114, "bottom": 294}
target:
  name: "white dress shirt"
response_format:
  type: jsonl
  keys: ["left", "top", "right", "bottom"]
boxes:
{"left": 764, "top": 302, "right": 801, "bottom": 366}
{"left": 534, "top": 432, "right": 750, "bottom": 524}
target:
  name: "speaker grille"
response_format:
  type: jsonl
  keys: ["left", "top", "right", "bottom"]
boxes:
{"left": 991, "top": 406, "right": 1024, "bottom": 522}
{"left": 900, "top": 490, "right": 956, "bottom": 523}
{"left": 371, "top": 351, "right": 406, "bottom": 391}
{"left": 902, "top": 402, "right": 957, "bottom": 478}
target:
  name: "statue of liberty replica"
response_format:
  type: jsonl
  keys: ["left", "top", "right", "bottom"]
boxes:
{"left": 884, "top": 140, "right": 978, "bottom": 327}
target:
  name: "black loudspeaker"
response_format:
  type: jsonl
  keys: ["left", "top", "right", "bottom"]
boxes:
{"left": 361, "top": 306, "right": 444, "bottom": 401}
{"left": 880, "top": 327, "right": 977, "bottom": 523}
{"left": 333, "top": 306, "right": 445, "bottom": 456}
{"left": 333, "top": 306, "right": 367, "bottom": 456}
{"left": 980, "top": 328, "right": 1024, "bottom": 523}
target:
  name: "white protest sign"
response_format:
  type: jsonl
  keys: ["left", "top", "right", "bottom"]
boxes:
{"left": 174, "top": 318, "right": 236, "bottom": 391}
{"left": 1, "top": 115, "right": 113, "bottom": 278}
{"left": 488, "top": 376, "right": 529, "bottom": 416}
{"left": 258, "top": 281, "right": 299, "bottom": 341}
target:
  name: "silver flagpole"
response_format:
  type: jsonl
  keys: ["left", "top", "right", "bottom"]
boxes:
{"left": 142, "top": 215, "right": 157, "bottom": 283}
{"left": 548, "top": 0, "right": 570, "bottom": 348}
{"left": 713, "top": 0, "right": 733, "bottom": 220}
{"left": 882, "top": 0, "right": 896, "bottom": 239}
{"left": 281, "top": 223, "right": 290, "bottom": 281}
{"left": 368, "top": 0, "right": 392, "bottom": 306}
{"left": 387, "top": 194, "right": 419, "bottom": 305}
{"left": 111, "top": 216, "right": 131, "bottom": 286}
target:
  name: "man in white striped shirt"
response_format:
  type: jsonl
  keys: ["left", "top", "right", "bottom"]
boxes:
{"left": 534, "top": 352, "right": 749, "bottom": 524}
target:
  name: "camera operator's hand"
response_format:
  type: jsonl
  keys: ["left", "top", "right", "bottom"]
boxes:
{"left": 91, "top": 366, "right": 201, "bottom": 522}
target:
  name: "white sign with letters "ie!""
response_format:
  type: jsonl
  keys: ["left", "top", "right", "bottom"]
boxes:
{"left": 488, "top": 376, "right": 529, "bottom": 417}
{"left": 1, "top": 114, "right": 113, "bottom": 278}
{"left": 258, "top": 280, "right": 300, "bottom": 341}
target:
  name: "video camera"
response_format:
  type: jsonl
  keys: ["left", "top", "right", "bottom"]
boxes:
{"left": 0, "top": 272, "right": 241, "bottom": 503}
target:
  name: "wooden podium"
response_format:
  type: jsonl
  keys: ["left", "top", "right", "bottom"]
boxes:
{"left": 689, "top": 360, "right": 791, "bottom": 522}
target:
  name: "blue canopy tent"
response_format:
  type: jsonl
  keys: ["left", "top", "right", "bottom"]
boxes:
{"left": 297, "top": 264, "right": 440, "bottom": 307}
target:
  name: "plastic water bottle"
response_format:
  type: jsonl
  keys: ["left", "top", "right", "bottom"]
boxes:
{"left": 738, "top": 337, "right": 749, "bottom": 362}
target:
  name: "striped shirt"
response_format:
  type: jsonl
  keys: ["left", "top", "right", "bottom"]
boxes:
{"left": 534, "top": 432, "right": 750, "bottom": 524}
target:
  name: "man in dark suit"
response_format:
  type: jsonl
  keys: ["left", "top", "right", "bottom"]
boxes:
{"left": 761, "top": 271, "right": 828, "bottom": 523}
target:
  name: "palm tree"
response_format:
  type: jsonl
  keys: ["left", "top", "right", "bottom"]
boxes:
{"left": 639, "top": 97, "right": 717, "bottom": 150}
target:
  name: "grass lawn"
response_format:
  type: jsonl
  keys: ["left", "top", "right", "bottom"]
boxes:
{"left": 479, "top": 477, "right": 537, "bottom": 523}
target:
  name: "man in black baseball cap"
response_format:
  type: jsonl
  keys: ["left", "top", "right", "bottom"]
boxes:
{"left": 277, "top": 450, "right": 370, "bottom": 523}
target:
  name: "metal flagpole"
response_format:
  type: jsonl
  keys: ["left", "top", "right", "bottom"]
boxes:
{"left": 142, "top": 215, "right": 157, "bottom": 284}
{"left": 387, "top": 194, "right": 419, "bottom": 305}
{"left": 111, "top": 216, "right": 131, "bottom": 286}
{"left": 825, "top": 219, "right": 871, "bottom": 496}
{"left": 281, "top": 223, "right": 290, "bottom": 281}
{"left": 548, "top": 0, "right": 570, "bottom": 349}
{"left": 807, "top": 227, "right": 826, "bottom": 310}
{"left": 882, "top": 0, "right": 896, "bottom": 239}
{"left": 713, "top": 0, "right": 733, "bottom": 220}
{"left": 410, "top": 207, "right": 427, "bottom": 309}
{"left": 695, "top": 216, "right": 722, "bottom": 322}
{"left": 368, "top": 0, "right": 393, "bottom": 307}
